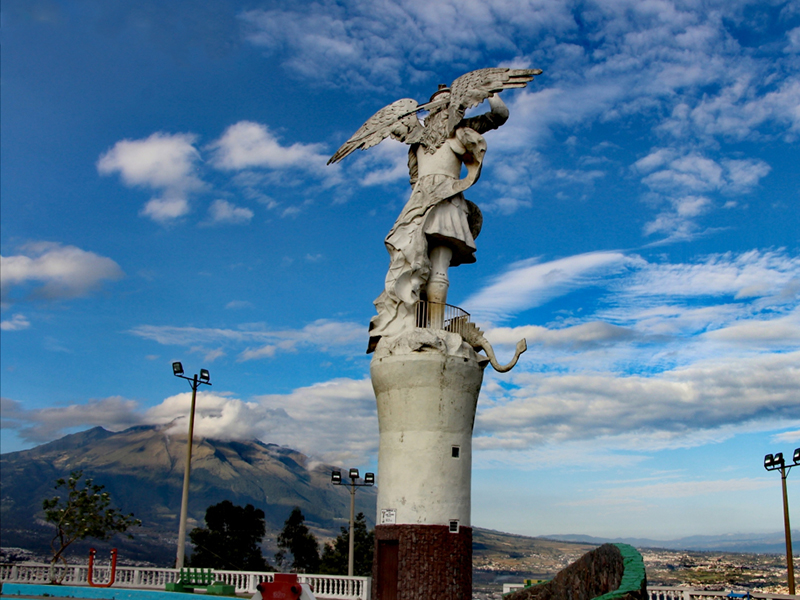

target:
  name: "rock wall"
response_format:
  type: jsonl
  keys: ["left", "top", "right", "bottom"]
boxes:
{"left": 504, "top": 543, "right": 647, "bottom": 600}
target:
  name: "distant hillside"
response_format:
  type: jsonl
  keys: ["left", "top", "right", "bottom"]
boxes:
{"left": 542, "top": 532, "right": 798, "bottom": 554}
{"left": 0, "top": 425, "right": 377, "bottom": 566}
{"left": 2, "top": 426, "right": 790, "bottom": 572}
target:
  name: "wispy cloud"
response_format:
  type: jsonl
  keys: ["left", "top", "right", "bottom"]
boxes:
{"left": 632, "top": 149, "right": 771, "bottom": 240}
{"left": 465, "top": 251, "right": 639, "bottom": 324}
{"left": 0, "top": 314, "right": 31, "bottom": 331}
{"left": 225, "top": 300, "right": 254, "bottom": 310}
{"left": 469, "top": 249, "right": 798, "bottom": 327}
{"left": 459, "top": 247, "right": 800, "bottom": 457}
{"left": 129, "top": 319, "right": 365, "bottom": 360}
{"left": 235, "top": 0, "right": 798, "bottom": 234}
{"left": 239, "top": 0, "right": 570, "bottom": 90}
{"left": 475, "top": 351, "right": 800, "bottom": 452}
{"left": 1, "top": 242, "right": 124, "bottom": 304}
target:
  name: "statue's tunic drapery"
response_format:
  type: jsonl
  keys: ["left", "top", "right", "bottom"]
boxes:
{"left": 368, "top": 111, "right": 507, "bottom": 353}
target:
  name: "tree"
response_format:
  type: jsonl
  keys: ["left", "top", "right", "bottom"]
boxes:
{"left": 42, "top": 470, "right": 140, "bottom": 582}
{"left": 275, "top": 507, "right": 320, "bottom": 573}
{"left": 189, "top": 500, "right": 272, "bottom": 571}
{"left": 318, "top": 512, "right": 374, "bottom": 576}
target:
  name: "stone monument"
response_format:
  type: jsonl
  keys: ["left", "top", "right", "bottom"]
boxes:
{"left": 329, "top": 67, "right": 542, "bottom": 600}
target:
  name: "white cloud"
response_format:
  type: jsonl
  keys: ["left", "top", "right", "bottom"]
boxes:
{"left": 618, "top": 249, "right": 800, "bottom": 300}
{"left": 128, "top": 318, "right": 366, "bottom": 360}
{"left": 140, "top": 195, "right": 190, "bottom": 222}
{"left": 352, "top": 140, "right": 410, "bottom": 187}
{"left": 787, "top": 26, "right": 800, "bottom": 53}
{"left": 703, "top": 311, "right": 800, "bottom": 344}
{"left": 1, "top": 396, "right": 143, "bottom": 444}
{"left": 0, "top": 314, "right": 31, "bottom": 331}
{"left": 642, "top": 195, "right": 712, "bottom": 239}
{"left": 465, "top": 251, "right": 639, "bottom": 323}
{"left": 206, "top": 199, "right": 254, "bottom": 225}
{"left": 225, "top": 300, "right": 254, "bottom": 310}
{"left": 97, "top": 132, "right": 201, "bottom": 188}
{"left": 637, "top": 152, "right": 770, "bottom": 196}
{"left": 772, "top": 429, "right": 800, "bottom": 443}
{"left": 2, "top": 378, "right": 378, "bottom": 464}
{"left": 238, "top": 0, "right": 800, "bottom": 157}
{"left": 474, "top": 351, "right": 800, "bottom": 451}
{"left": 239, "top": 0, "right": 572, "bottom": 90}
{"left": 635, "top": 149, "right": 771, "bottom": 240}
{"left": 1, "top": 242, "right": 124, "bottom": 302}
{"left": 486, "top": 321, "right": 638, "bottom": 349}
{"left": 98, "top": 132, "right": 203, "bottom": 222}
{"left": 458, "top": 249, "right": 799, "bottom": 386}
{"left": 664, "top": 77, "right": 800, "bottom": 141}
{"left": 208, "top": 121, "right": 330, "bottom": 172}
{"left": 150, "top": 380, "right": 378, "bottom": 463}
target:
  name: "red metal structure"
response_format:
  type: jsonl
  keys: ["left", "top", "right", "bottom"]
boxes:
{"left": 87, "top": 548, "right": 117, "bottom": 588}
{"left": 256, "top": 574, "right": 303, "bottom": 600}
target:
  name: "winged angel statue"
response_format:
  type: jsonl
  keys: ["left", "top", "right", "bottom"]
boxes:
{"left": 329, "top": 68, "right": 542, "bottom": 354}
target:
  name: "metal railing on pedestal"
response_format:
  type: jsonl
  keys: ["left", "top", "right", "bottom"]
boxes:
{"left": 414, "top": 301, "right": 470, "bottom": 335}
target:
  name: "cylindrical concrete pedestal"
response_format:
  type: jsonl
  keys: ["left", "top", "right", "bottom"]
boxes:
{"left": 371, "top": 349, "right": 484, "bottom": 600}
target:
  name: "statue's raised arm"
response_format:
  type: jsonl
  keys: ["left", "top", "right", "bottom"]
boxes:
{"left": 327, "top": 67, "right": 542, "bottom": 359}
{"left": 447, "top": 67, "right": 541, "bottom": 135}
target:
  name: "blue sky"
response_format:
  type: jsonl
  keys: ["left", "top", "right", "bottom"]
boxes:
{"left": 2, "top": 0, "right": 799, "bottom": 540}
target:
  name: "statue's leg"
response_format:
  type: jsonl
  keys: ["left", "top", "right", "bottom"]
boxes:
{"left": 427, "top": 245, "right": 452, "bottom": 329}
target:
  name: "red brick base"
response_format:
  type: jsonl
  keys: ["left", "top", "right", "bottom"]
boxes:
{"left": 372, "top": 524, "right": 472, "bottom": 600}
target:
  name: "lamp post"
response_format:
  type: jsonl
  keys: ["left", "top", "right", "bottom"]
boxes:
{"left": 331, "top": 468, "right": 375, "bottom": 576}
{"left": 764, "top": 448, "right": 800, "bottom": 595}
{"left": 172, "top": 362, "right": 211, "bottom": 570}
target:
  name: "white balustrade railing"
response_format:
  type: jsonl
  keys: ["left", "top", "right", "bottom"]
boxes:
{"left": 649, "top": 586, "right": 798, "bottom": 600}
{"left": 0, "top": 563, "right": 370, "bottom": 600}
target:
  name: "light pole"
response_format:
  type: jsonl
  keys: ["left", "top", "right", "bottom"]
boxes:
{"left": 172, "top": 362, "right": 211, "bottom": 570}
{"left": 764, "top": 448, "right": 799, "bottom": 595}
{"left": 331, "top": 468, "right": 374, "bottom": 577}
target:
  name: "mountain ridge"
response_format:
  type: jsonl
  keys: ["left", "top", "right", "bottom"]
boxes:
{"left": 1, "top": 426, "right": 791, "bottom": 567}
{"left": 540, "top": 532, "right": 798, "bottom": 554}
{"left": 1, "top": 425, "right": 377, "bottom": 565}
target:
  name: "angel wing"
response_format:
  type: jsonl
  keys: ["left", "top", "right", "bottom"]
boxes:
{"left": 447, "top": 67, "right": 542, "bottom": 134}
{"left": 328, "top": 98, "right": 424, "bottom": 165}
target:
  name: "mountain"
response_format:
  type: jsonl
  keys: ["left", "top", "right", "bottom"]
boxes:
{"left": 2, "top": 426, "right": 790, "bottom": 570}
{"left": 0, "top": 425, "right": 377, "bottom": 566}
{"left": 541, "top": 532, "right": 798, "bottom": 554}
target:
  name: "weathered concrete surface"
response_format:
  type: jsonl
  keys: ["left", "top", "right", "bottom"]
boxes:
{"left": 371, "top": 349, "right": 484, "bottom": 527}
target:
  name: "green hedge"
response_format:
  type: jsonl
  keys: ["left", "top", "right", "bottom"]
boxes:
{"left": 591, "top": 544, "right": 646, "bottom": 600}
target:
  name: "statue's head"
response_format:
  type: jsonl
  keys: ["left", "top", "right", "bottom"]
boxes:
{"left": 429, "top": 84, "right": 451, "bottom": 103}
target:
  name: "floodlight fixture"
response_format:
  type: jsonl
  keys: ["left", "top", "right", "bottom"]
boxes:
{"left": 330, "top": 465, "right": 374, "bottom": 576}
{"left": 764, "top": 448, "right": 797, "bottom": 594}
{"left": 170, "top": 361, "right": 213, "bottom": 571}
